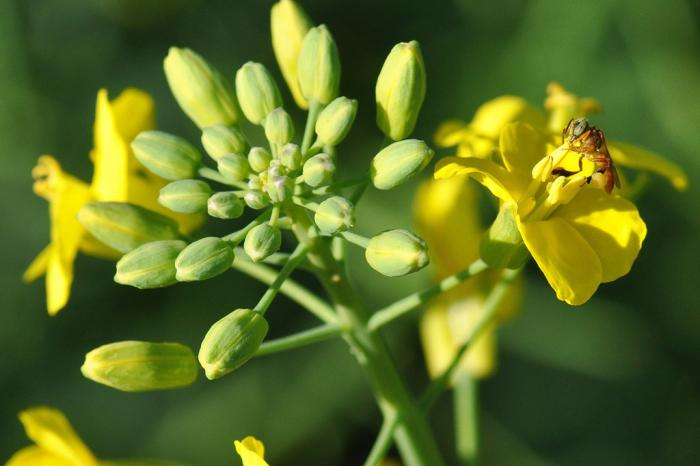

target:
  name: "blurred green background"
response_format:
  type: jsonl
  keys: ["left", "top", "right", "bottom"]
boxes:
{"left": 1, "top": 0, "right": 699, "bottom": 465}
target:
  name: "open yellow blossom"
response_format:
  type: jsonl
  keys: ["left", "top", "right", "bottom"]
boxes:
{"left": 6, "top": 407, "right": 177, "bottom": 466}
{"left": 23, "top": 88, "right": 201, "bottom": 315}
{"left": 415, "top": 176, "right": 519, "bottom": 380}
{"left": 436, "top": 122, "right": 647, "bottom": 305}
{"left": 234, "top": 437, "right": 268, "bottom": 466}
{"left": 435, "top": 82, "right": 687, "bottom": 192}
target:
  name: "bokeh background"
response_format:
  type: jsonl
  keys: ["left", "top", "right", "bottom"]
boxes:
{"left": 1, "top": 0, "right": 699, "bottom": 465}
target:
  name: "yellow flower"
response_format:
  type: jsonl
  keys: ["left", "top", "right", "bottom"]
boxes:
{"left": 6, "top": 407, "right": 176, "bottom": 466}
{"left": 234, "top": 437, "right": 268, "bottom": 466}
{"left": 436, "top": 122, "right": 647, "bottom": 305}
{"left": 23, "top": 88, "right": 201, "bottom": 315}
{"left": 435, "top": 82, "right": 688, "bottom": 191}
{"left": 415, "top": 176, "right": 520, "bottom": 380}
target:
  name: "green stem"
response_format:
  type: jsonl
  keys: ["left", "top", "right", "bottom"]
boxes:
{"left": 253, "top": 243, "right": 310, "bottom": 315}
{"left": 363, "top": 414, "right": 398, "bottom": 466}
{"left": 231, "top": 256, "right": 337, "bottom": 324}
{"left": 367, "top": 259, "right": 489, "bottom": 332}
{"left": 288, "top": 205, "right": 446, "bottom": 466}
{"left": 310, "top": 176, "right": 369, "bottom": 195}
{"left": 340, "top": 230, "right": 370, "bottom": 249}
{"left": 302, "top": 101, "right": 322, "bottom": 155}
{"left": 198, "top": 166, "right": 248, "bottom": 190}
{"left": 222, "top": 210, "right": 271, "bottom": 244}
{"left": 454, "top": 374, "right": 479, "bottom": 466}
{"left": 254, "top": 323, "right": 343, "bottom": 358}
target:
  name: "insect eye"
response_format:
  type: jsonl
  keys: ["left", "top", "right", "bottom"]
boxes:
{"left": 571, "top": 118, "right": 589, "bottom": 138}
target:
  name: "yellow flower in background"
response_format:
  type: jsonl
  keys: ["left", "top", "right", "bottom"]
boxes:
{"left": 435, "top": 82, "right": 688, "bottom": 192}
{"left": 415, "top": 176, "right": 520, "bottom": 380}
{"left": 23, "top": 88, "right": 201, "bottom": 315}
{"left": 436, "top": 122, "right": 647, "bottom": 305}
{"left": 234, "top": 437, "right": 268, "bottom": 466}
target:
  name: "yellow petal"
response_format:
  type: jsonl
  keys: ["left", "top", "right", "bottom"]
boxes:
{"left": 435, "top": 156, "right": 516, "bottom": 203}
{"left": 498, "top": 122, "right": 548, "bottom": 193}
{"left": 23, "top": 246, "right": 51, "bottom": 283}
{"left": 19, "top": 407, "right": 99, "bottom": 466}
{"left": 109, "top": 88, "right": 155, "bottom": 145}
{"left": 6, "top": 446, "right": 75, "bottom": 466}
{"left": 234, "top": 437, "right": 268, "bottom": 466}
{"left": 414, "top": 177, "right": 482, "bottom": 276}
{"left": 518, "top": 216, "right": 603, "bottom": 305}
{"left": 433, "top": 119, "right": 471, "bottom": 148}
{"left": 554, "top": 188, "right": 646, "bottom": 283}
{"left": 608, "top": 141, "right": 688, "bottom": 191}
{"left": 91, "top": 89, "right": 129, "bottom": 202}
{"left": 470, "top": 95, "right": 547, "bottom": 139}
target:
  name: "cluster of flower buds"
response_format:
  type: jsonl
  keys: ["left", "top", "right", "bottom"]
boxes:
{"left": 77, "top": 0, "right": 435, "bottom": 390}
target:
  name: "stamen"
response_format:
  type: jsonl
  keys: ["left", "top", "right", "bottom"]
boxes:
{"left": 32, "top": 155, "right": 63, "bottom": 201}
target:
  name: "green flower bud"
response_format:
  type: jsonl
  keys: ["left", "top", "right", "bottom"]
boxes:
{"left": 159, "top": 179, "right": 212, "bottom": 214}
{"left": 207, "top": 192, "right": 245, "bottom": 219}
{"left": 264, "top": 107, "right": 295, "bottom": 145}
{"left": 365, "top": 229, "right": 429, "bottom": 277}
{"left": 266, "top": 175, "right": 294, "bottom": 203}
{"left": 244, "top": 223, "right": 281, "bottom": 262}
{"left": 480, "top": 203, "right": 529, "bottom": 269}
{"left": 302, "top": 153, "right": 335, "bottom": 187}
{"left": 78, "top": 202, "right": 180, "bottom": 254}
{"left": 248, "top": 174, "right": 263, "bottom": 190}
{"left": 164, "top": 47, "right": 239, "bottom": 128}
{"left": 198, "top": 308, "right": 269, "bottom": 380}
{"left": 131, "top": 131, "right": 201, "bottom": 180}
{"left": 370, "top": 139, "right": 434, "bottom": 190}
{"left": 244, "top": 191, "right": 270, "bottom": 210}
{"left": 175, "top": 237, "right": 234, "bottom": 282}
{"left": 271, "top": 0, "right": 312, "bottom": 109}
{"left": 279, "top": 143, "right": 302, "bottom": 171}
{"left": 375, "top": 41, "right": 426, "bottom": 141}
{"left": 248, "top": 146, "right": 272, "bottom": 173}
{"left": 82, "top": 341, "right": 198, "bottom": 392}
{"left": 235, "top": 62, "right": 283, "bottom": 125}
{"left": 297, "top": 25, "right": 341, "bottom": 104}
{"left": 217, "top": 153, "right": 250, "bottom": 181}
{"left": 115, "top": 240, "right": 187, "bottom": 289}
{"left": 201, "top": 125, "right": 249, "bottom": 161}
{"left": 314, "top": 196, "right": 354, "bottom": 234}
{"left": 315, "top": 97, "right": 357, "bottom": 146}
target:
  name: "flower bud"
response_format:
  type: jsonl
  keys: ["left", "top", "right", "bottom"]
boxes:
{"left": 235, "top": 62, "right": 283, "bottom": 125}
{"left": 314, "top": 196, "right": 354, "bottom": 234}
{"left": 297, "top": 25, "right": 341, "bottom": 104}
{"left": 302, "top": 153, "right": 335, "bottom": 187}
{"left": 375, "top": 41, "right": 426, "bottom": 140}
{"left": 247, "top": 146, "right": 272, "bottom": 173}
{"left": 175, "top": 237, "right": 234, "bottom": 282}
{"left": 266, "top": 175, "right": 294, "bottom": 203}
{"left": 271, "top": 0, "right": 312, "bottom": 109}
{"left": 131, "top": 131, "right": 201, "bottom": 180}
{"left": 244, "top": 191, "right": 270, "bottom": 210}
{"left": 279, "top": 143, "right": 302, "bottom": 171}
{"left": 115, "top": 240, "right": 187, "bottom": 289}
{"left": 244, "top": 223, "right": 281, "bottom": 262}
{"left": 198, "top": 308, "right": 269, "bottom": 380}
{"left": 164, "top": 47, "right": 239, "bottom": 128}
{"left": 371, "top": 139, "right": 434, "bottom": 190}
{"left": 207, "top": 192, "right": 245, "bottom": 219}
{"left": 159, "top": 179, "right": 212, "bottom": 214}
{"left": 365, "top": 229, "right": 429, "bottom": 277}
{"left": 201, "top": 125, "right": 249, "bottom": 161}
{"left": 264, "top": 107, "right": 295, "bottom": 145}
{"left": 78, "top": 202, "right": 180, "bottom": 254}
{"left": 315, "top": 96, "right": 357, "bottom": 146}
{"left": 217, "top": 153, "right": 250, "bottom": 181}
{"left": 82, "top": 341, "right": 198, "bottom": 392}
{"left": 480, "top": 204, "right": 529, "bottom": 269}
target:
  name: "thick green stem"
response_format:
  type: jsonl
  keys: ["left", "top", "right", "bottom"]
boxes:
{"left": 289, "top": 206, "right": 445, "bottom": 466}
{"left": 454, "top": 374, "right": 479, "bottom": 466}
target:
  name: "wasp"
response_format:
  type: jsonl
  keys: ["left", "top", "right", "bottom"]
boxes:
{"left": 556, "top": 118, "right": 620, "bottom": 193}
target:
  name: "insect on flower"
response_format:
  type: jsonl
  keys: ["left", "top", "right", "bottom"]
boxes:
{"left": 560, "top": 117, "right": 620, "bottom": 193}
